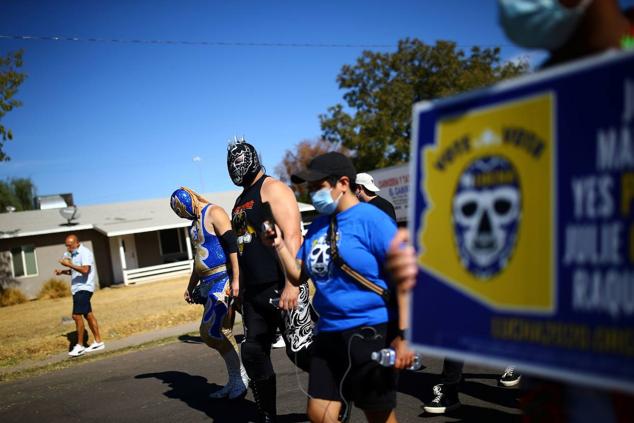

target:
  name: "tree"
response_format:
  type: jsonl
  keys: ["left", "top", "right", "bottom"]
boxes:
{"left": 0, "top": 50, "right": 27, "bottom": 162}
{"left": 0, "top": 178, "right": 36, "bottom": 212}
{"left": 320, "top": 39, "right": 528, "bottom": 172}
{"left": 275, "top": 138, "right": 348, "bottom": 202}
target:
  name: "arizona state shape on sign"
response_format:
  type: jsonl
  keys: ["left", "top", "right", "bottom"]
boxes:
{"left": 418, "top": 93, "right": 555, "bottom": 312}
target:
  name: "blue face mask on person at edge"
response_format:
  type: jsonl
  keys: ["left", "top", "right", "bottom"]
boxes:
{"left": 499, "top": 0, "right": 593, "bottom": 50}
{"left": 310, "top": 187, "right": 342, "bottom": 215}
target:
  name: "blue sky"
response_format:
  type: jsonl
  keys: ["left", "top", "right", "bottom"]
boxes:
{"left": 0, "top": 0, "right": 541, "bottom": 206}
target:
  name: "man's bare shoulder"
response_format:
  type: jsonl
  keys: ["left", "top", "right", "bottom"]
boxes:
{"left": 262, "top": 177, "right": 295, "bottom": 199}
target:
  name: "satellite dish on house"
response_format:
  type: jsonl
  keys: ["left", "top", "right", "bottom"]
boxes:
{"left": 59, "top": 206, "right": 80, "bottom": 225}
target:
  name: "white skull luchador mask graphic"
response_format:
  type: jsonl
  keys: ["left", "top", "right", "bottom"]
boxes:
{"left": 452, "top": 156, "right": 521, "bottom": 278}
{"left": 309, "top": 236, "right": 331, "bottom": 278}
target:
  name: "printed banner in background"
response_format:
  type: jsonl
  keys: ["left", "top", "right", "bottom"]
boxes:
{"left": 367, "top": 164, "right": 409, "bottom": 222}
{"left": 409, "top": 51, "right": 634, "bottom": 392}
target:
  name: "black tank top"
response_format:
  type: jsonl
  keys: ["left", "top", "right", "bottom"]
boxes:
{"left": 232, "top": 175, "right": 284, "bottom": 286}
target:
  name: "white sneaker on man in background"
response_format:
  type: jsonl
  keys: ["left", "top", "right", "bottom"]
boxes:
{"left": 68, "top": 344, "right": 86, "bottom": 357}
{"left": 86, "top": 341, "right": 105, "bottom": 352}
{"left": 271, "top": 335, "right": 285, "bottom": 349}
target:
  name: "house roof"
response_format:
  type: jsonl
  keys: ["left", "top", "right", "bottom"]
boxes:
{"left": 0, "top": 191, "right": 315, "bottom": 239}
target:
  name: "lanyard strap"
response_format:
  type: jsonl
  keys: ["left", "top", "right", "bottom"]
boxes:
{"left": 328, "top": 216, "right": 390, "bottom": 302}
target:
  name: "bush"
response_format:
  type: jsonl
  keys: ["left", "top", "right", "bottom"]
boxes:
{"left": 38, "top": 278, "right": 71, "bottom": 300}
{"left": 0, "top": 287, "right": 28, "bottom": 307}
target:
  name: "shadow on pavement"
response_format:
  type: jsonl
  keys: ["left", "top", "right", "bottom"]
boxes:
{"left": 276, "top": 413, "right": 309, "bottom": 423}
{"left": 439, "top": 403, "right": 522, "bottom": 422}
{"left": 397, "top": 369, "right": 438, "bottom": 403}
{"left": 462, "top": 372, "right": 501, "bottom": 381}
{"left": 178, "top": 334, "right": 245, "bottom": 345}
{"left": 135, "top": 370, "right": 254, "bottom": 422}
{"left": 135, "top": 371, "right": 307, "bottom": 422}
{"left": 178, "top": 334, "right": 204, "bottom": 344}
{"left": 462, "top": 380, "right": 521, "bottom": 410}
{"left": 64, "top": 329, "right": 88, "bottom": 351}
{"left": 398, "top": 370, "right": 521, "bottom": 421}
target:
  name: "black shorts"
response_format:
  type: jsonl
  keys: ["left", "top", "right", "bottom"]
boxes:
{"left": 72, "top": 291, "right": 93, "bottom": 315}
{"left": 308, "top": 322, "right": 398, "bottom": 411}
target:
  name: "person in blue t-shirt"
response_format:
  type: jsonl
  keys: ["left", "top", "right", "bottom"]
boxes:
{"left": 262, "top": 152, "right": 414, "bottom": 423}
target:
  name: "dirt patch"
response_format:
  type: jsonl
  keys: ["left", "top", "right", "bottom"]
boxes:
{"left": 0, "top": 277, "right": 201, "bottom": 369}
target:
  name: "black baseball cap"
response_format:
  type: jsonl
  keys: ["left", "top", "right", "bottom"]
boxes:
{"left": 291, "top": 152, "right": 357, "bottom": 184}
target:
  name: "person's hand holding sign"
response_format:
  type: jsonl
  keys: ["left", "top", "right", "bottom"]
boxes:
{"left": 386, "top": 229, "right": 418, "bottom": 292}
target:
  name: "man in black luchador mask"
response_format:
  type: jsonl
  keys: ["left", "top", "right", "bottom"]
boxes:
{"left": 227, "top": 137, "right": 314, "bottom": 423}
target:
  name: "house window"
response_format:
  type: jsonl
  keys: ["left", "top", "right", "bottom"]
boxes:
{"left": 158, "top": 229, "right": 187, "bottom": 262}
{"left": 11, "top": 245, "right": 38, "bottom": 277}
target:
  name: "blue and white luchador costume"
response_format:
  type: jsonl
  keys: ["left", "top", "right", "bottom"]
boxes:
{"left": 171, "top": 188, "right": 248, "bottom": 400}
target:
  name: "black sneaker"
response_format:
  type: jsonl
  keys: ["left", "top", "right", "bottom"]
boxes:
{"left": 499, "top": 367, "right": 521, "bottom": 387}
{"left": 423, "top": 384, "right": 460, "bottom": 414}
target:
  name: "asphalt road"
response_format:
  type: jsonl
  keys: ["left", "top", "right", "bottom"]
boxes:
{"left": 0, "top": 334, "right": 522, "bottom": 422}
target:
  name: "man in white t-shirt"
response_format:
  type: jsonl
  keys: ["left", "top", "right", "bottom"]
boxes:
{"left": 55, "top": 234, "right": 105, "bottom": 357}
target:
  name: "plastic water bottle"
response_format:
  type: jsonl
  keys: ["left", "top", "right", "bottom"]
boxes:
{"left": 371, "top": 348, "right": 423, "bottom": 371}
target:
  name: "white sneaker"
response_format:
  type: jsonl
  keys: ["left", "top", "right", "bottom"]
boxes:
{"left": 68, "top": 344, "right": 86, "bottom": 357}
{"left": 271, "top": 335, "right": 286, "bottom": 349}
{"left": 86, "top": 341, "right": 105, "bottom": 352}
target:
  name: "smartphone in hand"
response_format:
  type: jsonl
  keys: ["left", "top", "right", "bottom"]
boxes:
{"left": 261, "top": 201, "right": 277, "bottom": 238}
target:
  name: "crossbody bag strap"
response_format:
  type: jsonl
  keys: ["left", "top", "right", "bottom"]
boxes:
{"left": 328, "top": 216, "right": 390, "bottom": 302}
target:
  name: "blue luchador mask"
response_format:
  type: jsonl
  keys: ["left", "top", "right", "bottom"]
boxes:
{"left": 170, "top": 188, "right": 197, "bottom": 220}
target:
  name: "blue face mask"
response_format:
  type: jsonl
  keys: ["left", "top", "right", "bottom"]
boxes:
{"left": 499, "top": 0, "right": 592, "bottom": 51}
{"left": 310, "top": 187, "right": 342, "bottom": 215}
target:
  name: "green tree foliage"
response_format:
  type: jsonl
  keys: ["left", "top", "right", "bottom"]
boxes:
{"left": 320, "top": 39, "right": 528, "bottom": 171}
{"left": 0, "top": 177, "right": 36, "bottom": 212}
{"left": 0, "top": 50, "right": 27, "bottom": 162}
{"left": 275, "top": 138, "right": 348, "bottom": 202}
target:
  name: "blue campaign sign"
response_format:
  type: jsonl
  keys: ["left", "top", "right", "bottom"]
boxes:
{"left": 409, "top": 50, "right": 634, "bottom": 392}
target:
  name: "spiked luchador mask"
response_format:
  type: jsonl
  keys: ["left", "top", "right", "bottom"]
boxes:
{"left": 227, "top": 137, "right": 262, "bottom": 187}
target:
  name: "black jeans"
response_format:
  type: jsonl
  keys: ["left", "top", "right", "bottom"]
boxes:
{"left": 241, "top": 282, "right": 284, "bottom": 381}
{"left": 440, "top": 358, "right": 464, "bottom": 387}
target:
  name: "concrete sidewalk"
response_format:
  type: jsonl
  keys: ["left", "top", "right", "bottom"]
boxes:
{"left": 2, "top": 314, "right": 243, "bottom": 377}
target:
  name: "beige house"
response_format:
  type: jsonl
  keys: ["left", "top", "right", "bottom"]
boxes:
{"left": 0, "top": 191, "right": 315, "bottom": 299}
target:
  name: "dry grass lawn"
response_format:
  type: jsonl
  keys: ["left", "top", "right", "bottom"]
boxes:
{"left": 0, "top": 276, "right": 201, "bottom": 369}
